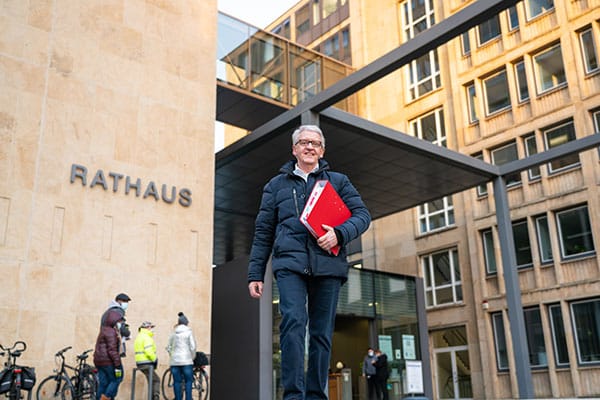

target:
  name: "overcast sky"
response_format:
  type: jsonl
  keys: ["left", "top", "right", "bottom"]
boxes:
{"left": 217, "top": 0, "right": 299, "bottom": 28}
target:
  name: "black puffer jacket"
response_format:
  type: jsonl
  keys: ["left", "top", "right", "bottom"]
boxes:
{"left": 248, "top": 159, "right": 371, "bottom": 282}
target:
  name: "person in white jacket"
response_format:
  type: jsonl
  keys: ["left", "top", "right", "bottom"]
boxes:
{"left": 166, "top": 312, "right": 196, "bottom": 400}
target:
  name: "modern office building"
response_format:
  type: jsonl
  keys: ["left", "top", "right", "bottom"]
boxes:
{"left": 0, "top": 1, "right": 217, "bottom": 398}
{"left": 217, "top": 0, "right": 600, "bottom": 399}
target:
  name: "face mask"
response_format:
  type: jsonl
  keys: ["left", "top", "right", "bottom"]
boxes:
{"left": 368, "top": 351, "right": 374, "bottom": 357}
{"left": 120, "top": 302, "right": 129, "bottom": 311}
{"left": 116, "top": 322, "right": 122, "bottom": 330}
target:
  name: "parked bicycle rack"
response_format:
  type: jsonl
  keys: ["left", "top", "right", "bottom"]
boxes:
{"left": 130, "top": 364, "right": 155, "bottom": 400}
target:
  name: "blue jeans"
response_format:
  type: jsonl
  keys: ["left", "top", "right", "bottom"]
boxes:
{"left": 275, "top": 269, "right": 342, "bottom": 400}
{"left": 171, "top": 364, "right": 194, "bottom": 400}
{"left": 96, "top": 365, "right": 123, "bottom": 400}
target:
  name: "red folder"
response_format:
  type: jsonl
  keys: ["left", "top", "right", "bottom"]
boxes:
{"left": 300, "top": 180, "right": 351, "bottom": 255}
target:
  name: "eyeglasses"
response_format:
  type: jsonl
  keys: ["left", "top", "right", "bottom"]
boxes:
{"left": 295, "top": 139, "right": 323, "bottom": 148}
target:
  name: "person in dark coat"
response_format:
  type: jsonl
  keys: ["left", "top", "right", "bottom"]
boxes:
{"left": 373, "top": 349, "right": 389, "bottom": 400}
{"left": 100, "top": 293, "right": 132, "bottom": 357}
{"left": 94, "top": 309, "right": 124, "bottom": 400}
{"left": 247, "top": 125, "right": 371, "bottom": 400}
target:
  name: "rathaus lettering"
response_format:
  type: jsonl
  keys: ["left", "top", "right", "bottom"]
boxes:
{"left": 70, "top": 163, "right": 192, "bottom": 207}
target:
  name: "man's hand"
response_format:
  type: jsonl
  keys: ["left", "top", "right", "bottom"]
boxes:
{"left": 317, "top": 224, "right": 338, "bottom": 252}
{"left": 248, "top": 281, "right": 263, "bottom": 298}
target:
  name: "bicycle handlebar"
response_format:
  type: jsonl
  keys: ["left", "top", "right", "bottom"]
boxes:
{"left": 55, "top": 346, "right": 73, "bottom": 357}
{"left": 0, "top": 341, "right": 26, "bottom": 353}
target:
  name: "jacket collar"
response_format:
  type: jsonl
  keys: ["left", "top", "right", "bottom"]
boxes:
{"left": 280, "top": 159, "right": 330, "bottom": 176}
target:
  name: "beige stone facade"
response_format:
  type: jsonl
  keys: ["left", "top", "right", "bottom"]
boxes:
{"left": 262, "top": 0, "right": 600, "bottom": 399}
{"left": 0, "top": 0, "right": 217, "bottom": 396}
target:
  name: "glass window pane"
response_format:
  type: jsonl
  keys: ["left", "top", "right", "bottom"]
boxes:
{"left": 508, "top": 6, "right": 519, "bottom": 30}
{"left": 534, "top": 44, "right": 566, "bottom": 93}
{"left": 491, "top": 142, "right": 521, "bottom": 186}
{"left": 474, "top": 153, "right": 487, "bottom": 195}
{"left": 461, "top": 31, "right": 471, "bottom": 55}
{"left": 549, "top": 304, "right": 569, "bottom": 366}
{"left": 557, "top": 206, "right": 595, "bottom": 258}
{"left": 513, "top": 221, "right": 532, "bottom": 268}
{"left": 544, "top": 121, "right": 579, "bottom": 172}
{"left": 526, "top": 0, "right": 554, "bottom": 20}
{"left": 535, "top": 215, "right": 553, "bottom": 263}
{"left": 483, "top": 229, "right": 497, "bottom": 274}
{"left": 524, "top": 134, "right": 540, "bottom": 179}
{"left": 515, "top": 61, "right": 529, "bottom": 102}
{"left": 571, "top": 299, "right": 600, "bottom": 364}
{"left": 492, "top": 313, "right": 509, "bottom": 370}
{"left": 524, "top": 308, "right": 547, "bottom": 366}
{"left": 484, "top": 70, "right": 511, "bottom": 114}
{"left": 467, "top": 83, "right": 478, "bottom": 123}
{"left": 432, "top": 252, "right": 451, "bottom": 286}
{"left": 580, "top": 28, "right": 599, "bottom": 74}
{"left": 478, "top": 15, "right": 501, "bottom": 45}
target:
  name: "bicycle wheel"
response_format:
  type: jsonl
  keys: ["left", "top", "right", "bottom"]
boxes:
{"left": 161, "top": 368, "right": 174, "bottom": 400}
{"left": 36, "top": 375, "right": 74, "bottom": 400}
{"left": 71, "top": 374, "right": 96, "bottom": 400}
{"left": 195, "top": 369, "right": 209, "bottom": 400}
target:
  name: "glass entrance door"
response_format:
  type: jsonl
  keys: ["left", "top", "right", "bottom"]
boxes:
{"left": 431, "top": 327, "right": 472, "bottom": 400}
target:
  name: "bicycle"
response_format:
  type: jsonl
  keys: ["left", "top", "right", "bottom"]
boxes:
{"left": 36, "top": 346, "right": 97, "bottom": 400}
{"left": 0, "top": 341, "right": 36, "bottom": 400}
{"left": 161, "top": 352, "right": 209, "bottom": 400}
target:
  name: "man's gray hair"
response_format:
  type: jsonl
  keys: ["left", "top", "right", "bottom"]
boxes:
{"left": 292, "top": 125, "right": 326, "bottom": 148}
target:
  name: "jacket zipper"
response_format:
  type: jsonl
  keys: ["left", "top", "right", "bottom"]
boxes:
{"left": 292, "top": 188, "right": 300, "bottom": 216}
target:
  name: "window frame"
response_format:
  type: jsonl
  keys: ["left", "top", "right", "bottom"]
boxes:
{"left": 534, "top": 214, "right": 553, "bottom": 264}
{"left": 466, "top": 82, "right": 478, "bottom": 124}
{"left": 514, "top": 60, "right": 530, "bottom": 103}
{"left": 542, "top": 120, "right": 580, "bottom": 174}
{"left": 474, "top": 153, "right": 487, "bottom": 196}
{"left": 579, "top": 27, "right": 599, "bottom": 75}
{"left": 548, "top": 303, "right": 570, "bottom": 367}
{"left": 491, "top": 141, "right": 521, "bottom": 187}
{"left": 513, "top": 219, "right": 533, "bottom": 269}
{"left": 556, "top": 204, "right": 595, "bottom": 260}
{"left": 492, "top": 312, "right": 509, "bottom": 371}
{"left": 507, "top": 6, "right": 519, "bottom": 31}
{"left": 482, "top": 228, "right": 497, "bottom": 275}
{"left": 523, "top": 134, "right": 540, "bottom": 180}
{"left": 570, "top": 297, "right": 600, "bottom": 365}
{"left": 477, "top": 14, "right": 501, "bottom": 46}
{"left": 533, "top": 43, "right": 567, "bottom": 95}
{"left": 421, "top": 248, "right": 463, "bottom": 307}
{"left": 525, "top": 0, "right": 554, "bottom": 22}
{"left": 483, "top": 69, "right": 512, "bottom": 116}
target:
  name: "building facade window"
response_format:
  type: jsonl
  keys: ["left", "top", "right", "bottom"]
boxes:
{"left": 523, "top": 134, "right": 540, "bottom": 180}
{"left": 492, "top": 313, "right": 509, "bottom": 371}
{"left": 412, "top": 109, "right": 454, "bottom": 233}
{"left": 401, "top": 0, "right": 440, "bottom": 100}
{"left": 484, "top": 69, "right": 511, "bottom": 115}
{"left": 579, "top": 27, "right": 599, "bottom": 75}
{"left": 482, "top": 229, "right": 497, "bottom": 274}
{"left": 461, "top": 31, "right": 471, "bottom": 56}
{"left": 535, "top": 214, "right": 553, "bottom": 263}
{"left": 491, "top": 141, "right": 520, "bottom": 186}
{"left": 524, "top": 307, "right": 548, "bottom": 367}
{"left": 508, "top": 6, "right": 519, "bottom": 31}
{"left": 543, "top": 120, "right": 579, "bottom": 173}
{"left": 296, "top": 5, "right": 310, "bottom": 36}
{"left": 474, "top": 153, "right": 487, "bottom": 195}
{"left": 316, "top": 27, "right": 351, "bottom": 63}
{"left": 418, "top": 198, "right": 454, "bottom": 233}
{"left": 556, "top": 205, "right": 595, "bottom": 259}
{"left": 514, "top": 60, "right": 530, "bottom": 103}
{"left": 466, "top": 83, "right": 478, "bottom": 123}
{"left": 422, "top": 248, "right": 462, "bottom": 307}
{"left": 570, "top": 298, "right": 600, "bottom": 364}
{"left": 513, "top": 220, "right": 533, "bottom": 268}
{"left": 477, "top": 15, "right": 501, "bottom": 46}
{"left": 548, "top": 304, "right": 569, "bottom": 366}
{"left": 272, "top": 18, "right": 291, "bottom": 39}
{"left": 525, "top": 0, "right": 554, "bottom": 21}
{"left": 533, "top": 43, "right": 566, "bottom": 94}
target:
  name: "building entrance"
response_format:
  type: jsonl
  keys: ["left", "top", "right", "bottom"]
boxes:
{"left": 432, "top": 327, "right": 472, "bottom": 400}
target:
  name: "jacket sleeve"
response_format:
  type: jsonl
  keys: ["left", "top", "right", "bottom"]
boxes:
{"left": 336, "top": 175, "right": 371, "bottom": 246}
{"left": 144, "top": 336, "right": 157, "bottom": 362}
{"left": 189, "top": 332, "right": 197, "bottom": 355}
{"left": 248, "top": 181, "right": 277, "bottom": 282}
{"left": 107, "top": 329, "right": 122, "bottom": 367}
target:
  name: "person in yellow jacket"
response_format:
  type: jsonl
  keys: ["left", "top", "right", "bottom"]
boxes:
{"left": 134, "top": 321, "right": 160, "bottom": 400}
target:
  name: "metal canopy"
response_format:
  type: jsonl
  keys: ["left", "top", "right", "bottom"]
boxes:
{"left": 213, "top": 107, "right": 499, "bottom": 265}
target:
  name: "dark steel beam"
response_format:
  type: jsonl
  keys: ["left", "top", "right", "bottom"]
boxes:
{"left": 498, "top": 133, "right": 600, "bottom": 176}
{"left": 493, "top": 177, "right": 535, "bottom": 399}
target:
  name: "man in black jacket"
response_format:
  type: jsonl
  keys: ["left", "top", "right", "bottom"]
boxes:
{"left": 373, "top": 349, "right": 389, "bottom": 400}
{"left": 248, "top": 125, "right": 371, "bottom": 400}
